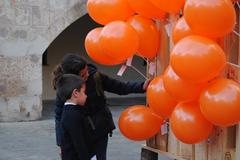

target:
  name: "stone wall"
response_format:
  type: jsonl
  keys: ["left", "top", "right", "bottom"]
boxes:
{"left": 0, "top": 0, "right": 87, "bottom": 121}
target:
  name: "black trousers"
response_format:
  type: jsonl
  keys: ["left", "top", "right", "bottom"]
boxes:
{"left": 95, "top": 135, "right": 108, "bottom": 160}
{"left": 60, "top": 135, "right": 109, "bottom": 160}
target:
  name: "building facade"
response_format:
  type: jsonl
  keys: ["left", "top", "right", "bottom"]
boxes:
{"left": 0, "top": 0, "right": 146, "bottom": 122}
{"left": 0, "top": 0, "right": 87, "bottom": 121}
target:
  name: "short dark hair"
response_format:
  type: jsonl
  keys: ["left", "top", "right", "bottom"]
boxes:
{"left": 56, "top": 74, "right": 85, "bottom": 102}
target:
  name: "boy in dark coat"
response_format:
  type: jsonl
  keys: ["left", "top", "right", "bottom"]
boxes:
{"left": 56, "top": 74, "right": 91, "bottom": 160}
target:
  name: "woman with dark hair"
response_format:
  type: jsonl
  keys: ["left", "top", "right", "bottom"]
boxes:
{"left": 53, "top": 53, "right": 150, "bottom": 160}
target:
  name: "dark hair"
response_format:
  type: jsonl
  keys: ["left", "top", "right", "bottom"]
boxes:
{"left": 52, "top": 54, "right": 87, "bottom": 90}
{"left": 56, "top": 74, "right": 85, "bottom": 102}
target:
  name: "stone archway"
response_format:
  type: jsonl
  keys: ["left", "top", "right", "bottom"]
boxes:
{"left": 0, "top": 0, "right": 87, "bottom": 121}
{"left": 41, "top": 14, "right": 100, "bottom": 119}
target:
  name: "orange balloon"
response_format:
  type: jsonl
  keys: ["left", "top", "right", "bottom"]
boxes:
{"left": 85, "top": 28, "right": 124, "bottom": 65}
{"left": 170, "top": 36, "right": 226, "bottom": 84}
{"left": 184, "top": 0, "right": 236, "bottom": 38}
{"left": 99, "top": 21, "right": 139, "bottom": 61}
{"left": 163, "top": 66, "right": 206, "bottom": 102}
{"left": 173, "top": 17, "right": 220, "bottom": 44}
{"left": 149, "top": 0, "right": 185, "bottom": 13}
{"left": 147, "top": 76, "right": 178, "bottom": 118}
{"left": 127, "top": 15, "right": 160, "bottom": 59}
{"left": 127, "top": 0, "right": 165, "bottom": 19}
{"left": 173, "top": 17, "right": 193, "bottom": 44}
{"left": 119, "top": 105, "right": 164, "bottom": 141}
{"left": 200, "top": 78, "right": 240, "bottom": 127}
{"left": 170, "top": 101, "right": 213, "bottom": 144}
{"left": 87, "top": 0, "right": 134, "bottom": 25}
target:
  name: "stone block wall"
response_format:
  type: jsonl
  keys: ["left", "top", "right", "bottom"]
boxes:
{"left": 0, "top": 0, "right": 87, "bottom": 121}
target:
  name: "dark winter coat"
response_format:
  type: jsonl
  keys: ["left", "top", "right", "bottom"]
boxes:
{"left": 61, "top": 104, "right": 92, "bottom": 160}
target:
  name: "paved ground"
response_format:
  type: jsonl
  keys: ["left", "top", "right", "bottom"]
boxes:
{"left": 0, "top": 99, "right": 146, "bottom": 160}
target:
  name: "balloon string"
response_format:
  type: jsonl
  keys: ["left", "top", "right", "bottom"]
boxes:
{"left": 227, "top": 62, "right": 240, "bottom": 69}
{"left": 226, "top": 32, "right": 236, "bottom": 54}
{"left": 129, "top": 65, "right": 148, "bottom": 80}
{"left": 144, "top": 57, "right": 148, "bottom": 63}
{"left": 237, "top": 2, "right": 240, "bottom": 9}
{"left": 142, "top": 57, "right": 149, "bottom": 65}
{"left": 233, "top": 30, "right": 240, "bottom": 37}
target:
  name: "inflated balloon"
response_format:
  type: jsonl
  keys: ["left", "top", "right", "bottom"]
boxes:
{"left": 184, "top": 0, "right": 236, "bottom": 38}
{"left": 149, "top": 0, "right": 185, "bottom": 13}
{"left": 87, "top": 0, "right": 134, "bottom": 25}
{"left": 173, "top": 17, "right": 193, "bottom": 44}
{"left": 119, "top": 105, "right": 164, "bottom": 141}
{"left": 127, "top": 15, "right": 160, "bottom": 59}
{"left": 127, "top": 0, "right": 165, "bottom": 20}
{"left": 173, "top": 17, "right": 220, "bottom": 44}
{"left": 99, "top": 21, "right": 139, "bottom": 61}
{"left": 170, "top": 101, "right": 213, "bottom": 144}
{"left": 163, "top": 66, "right": 206, "bottom": 102}
{"left": 170, "top": 36, "right": 226, "bottom": 84}
{"left": 147, "top": 76, "right": 178, "bottom": 118}
{"left": 200, "top": 78, "right": 240, "bottom": 127}
{"left": 85, "top": 28, "right": 124, "bottom": 65}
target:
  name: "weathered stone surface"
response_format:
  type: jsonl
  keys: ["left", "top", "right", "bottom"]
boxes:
{"left": 0, "top": 0, "right": 87, "bottom": 121}
{"left": 0, "top": 27, "right": 9, "bottom": 38}
{"left": 0, "top": 95, "right": 42, "bottom": 122}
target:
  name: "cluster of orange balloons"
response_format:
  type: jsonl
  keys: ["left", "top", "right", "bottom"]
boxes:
{"left": 85, "top": 0, "right": 193, "bottom": 65}
{"left": 86, "top": 0, "right": 240, "bottom": 144}
{"left": 173, "top": 0, "right": 236, "bottom": 41}
{"left": 85, "top": 0, "right": 163, "bottom": 64}
{"left": 146, "top": 0, "right": 239, "bottom": 144}
{"left": 147, "top": 74, "right": 240, "bottom": 144}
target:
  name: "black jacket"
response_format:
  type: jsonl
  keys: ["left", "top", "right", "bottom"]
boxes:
{"left": 61, "top": 104, "right": 92, "bottom": 160}
{"left": 55, "top": 64, "right": 145, "bottom": 146}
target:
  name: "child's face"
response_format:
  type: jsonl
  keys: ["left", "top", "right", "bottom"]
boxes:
{"left": 79, "top": 66, "right": 89, "bottom": 82}
{"left": 76, "top": 84, "right": 87, "bottom": 106}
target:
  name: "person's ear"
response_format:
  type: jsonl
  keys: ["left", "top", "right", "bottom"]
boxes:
{"left": 72, "top": 89, "right": 79, "bottom": 97}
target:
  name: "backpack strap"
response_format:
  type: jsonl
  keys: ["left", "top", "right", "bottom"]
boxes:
{"left": 93, "top": 72, "right": 105, "bottom": 97}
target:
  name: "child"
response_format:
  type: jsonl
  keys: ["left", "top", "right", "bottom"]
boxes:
{"left": 56, "top": 74, "right": 91, "bottom": 160}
